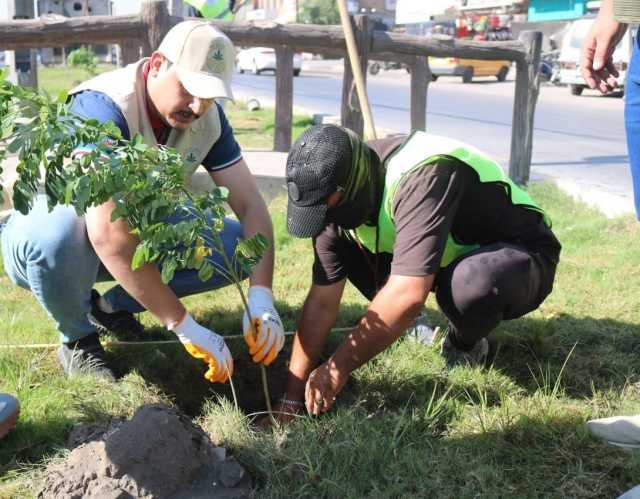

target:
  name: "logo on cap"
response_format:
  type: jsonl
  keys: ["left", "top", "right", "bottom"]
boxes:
{"left": 208, "top": 40, "right": 227, "bottom": 74}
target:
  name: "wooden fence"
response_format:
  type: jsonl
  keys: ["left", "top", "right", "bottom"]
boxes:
{"left": 0, "top": 0, "right": 542, "bottom": 184}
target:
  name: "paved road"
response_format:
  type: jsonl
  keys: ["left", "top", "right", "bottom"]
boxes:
{"left": 232, "top": 67, "right": 633, "bottom": 216}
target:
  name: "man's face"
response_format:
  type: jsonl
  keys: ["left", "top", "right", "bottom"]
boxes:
{"left": 146, "top": 53, "right": 215, "bottom": 130}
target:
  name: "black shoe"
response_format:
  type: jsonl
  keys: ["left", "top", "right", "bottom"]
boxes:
{"left": 58, "top": 333, "right": 115, "bottom": 380}
{"left": 88, "top": 289, "right": 144, "bottom": 340}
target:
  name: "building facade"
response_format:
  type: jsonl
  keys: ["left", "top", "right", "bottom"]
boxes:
{"left": 38, "top": 0, "right": 111, "bottom": 17}
{"left": 528, "top": 0, "right": 600, "bottom": 21}
{"left": 237, "top": 0, "right": 298, "bottom": 23}
{"left": 36, "top": 0, "right": 113, "bottom": 64}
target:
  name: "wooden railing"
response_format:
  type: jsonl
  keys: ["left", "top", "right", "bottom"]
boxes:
{"left": 0, "top": 0, "right": 542, "bottom": 184}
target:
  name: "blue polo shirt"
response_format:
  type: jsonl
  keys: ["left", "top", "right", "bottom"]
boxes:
{"left": 69, "top": 90, "right": 242, "bottom": 172}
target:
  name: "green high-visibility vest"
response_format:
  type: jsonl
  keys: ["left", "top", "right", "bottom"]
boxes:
{"left": 352, "top": 131, "right": 551, "bottom": 268}
{"left": 185, "top": 0, "right": 234, "bottom": 21}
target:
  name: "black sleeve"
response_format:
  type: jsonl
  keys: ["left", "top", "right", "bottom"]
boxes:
{"left": 312, "top": 223, "right": 349, "bottom": 285}
{"left": 390, "top": 159, "right": 471, "bottom": 276}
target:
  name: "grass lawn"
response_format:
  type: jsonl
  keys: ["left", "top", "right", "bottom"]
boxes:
{"left": 36, "top": 64, "right": 114, "bottom": 98}
{"left": 2, "top": 186, "right": 640, "bottom": 498}
{"left": 1, "top": 66, "right": 639, "bottom": 498}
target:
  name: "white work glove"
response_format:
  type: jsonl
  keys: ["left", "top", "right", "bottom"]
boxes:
{"left": 170, "top": 313, "right": 233, "bottom": 383}
{"left": 243, "top": 286, "right": 285, "bottom": 366}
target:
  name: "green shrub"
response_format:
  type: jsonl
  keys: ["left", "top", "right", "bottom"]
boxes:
{"left": 67, "top": 47, "right": 97, "bottom": 76}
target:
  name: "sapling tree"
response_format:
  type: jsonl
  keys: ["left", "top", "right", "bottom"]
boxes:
{"left": 0, "top": 70, "right": 275, "bottom": 416}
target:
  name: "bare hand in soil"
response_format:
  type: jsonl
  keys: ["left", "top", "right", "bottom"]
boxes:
{"left": 254, "top": 400, "right": 304, "bottom": 429}
{"left": 305, "top": 361, "right": 348, "bottom": 416}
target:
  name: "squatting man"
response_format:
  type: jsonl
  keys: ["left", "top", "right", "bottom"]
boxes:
{"left": 271, "top": 124, "right": 561, "bottom": 419}
{"left": 0, "top": 21, "right": 285, "bottom": 381}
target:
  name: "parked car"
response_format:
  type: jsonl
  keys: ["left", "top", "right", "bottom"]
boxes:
{"left": 428, "top": 57, "right": 511, "bottom": 83}
{"left": 236, "top": 47, "right": 302, "bottom": 76}
{"left": 558, "top": 17, "right": 631, "bottom": 96}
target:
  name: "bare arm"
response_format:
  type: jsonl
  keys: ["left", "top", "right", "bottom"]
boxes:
{"left": 86, "top": 200, "right": 186, "bottom": 326}
{"left": 210, "top": 158, "right": 274, "bottom": 288}
{"left": 305, "top": 273, "right": 433, "bottom": 415}
{"left": 282, "top": 280, "right": 346, "bottom": 401}
{"left": 581, "top": 0, "right": 628, "bottom": 93}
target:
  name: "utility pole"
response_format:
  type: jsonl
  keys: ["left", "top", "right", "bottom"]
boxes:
{"left": 6, "top": 0, "right": 38, "bottom": 88}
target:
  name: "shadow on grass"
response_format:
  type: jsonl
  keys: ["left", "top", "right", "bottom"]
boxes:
{"left": 108, "top": 300, "right": 639, "bottom": 420}
{"left": 489, "top": 312, "right": 640, "bottom": 398}
{"left": 0, "top": 417, "right": 70, "bottom": 471}
{"left": 237, "top": 406, "right": 640, "bottom": 498}
{"left": 425, "top": 415, "right": 640, "bottom": 498}
{"left": 108, "top": 301, "right": 369, "bottom": 418}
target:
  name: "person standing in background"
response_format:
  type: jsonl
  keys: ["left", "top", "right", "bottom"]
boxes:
{"left": 184, "top": 0, "right": 235, "bottom": 21}
{"left": 581, "top": 2, "right": 640, "bottom": 497}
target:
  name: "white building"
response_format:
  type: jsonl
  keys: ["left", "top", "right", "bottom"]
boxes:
{"left": 37, "top": 0, "right": 113, "bottom": 64}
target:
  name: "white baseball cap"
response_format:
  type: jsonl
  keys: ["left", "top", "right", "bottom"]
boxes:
{"left": 158, "top": 21, "right": 235, "bottom": 101}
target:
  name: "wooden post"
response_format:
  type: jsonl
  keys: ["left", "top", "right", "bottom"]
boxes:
{"left": 509, "top": 31, "right": 542, "bottom": 185}
{"left": 410, "top": 56, "right": 430, "bottom": 132}
{"left": 7, "top": 0, "right": 38, "bottom": 89}
{"left": 340, "top": 15, "right": 372, "bottom": 136}
{"left": 170, "top": 0, "right": 184, "bottom": 15}
{"left": 274, "top": 45, "right": 294, "bottom": 152}
{"left": 120, "top": 40, "right": 140, "bottom": 66}
{"left": 141, "top": 0, "right": 171, "bottom": 56}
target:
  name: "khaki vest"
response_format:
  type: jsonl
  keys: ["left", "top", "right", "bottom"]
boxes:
{"left": 70, "top": 59, "right": 222, "bottom": 180}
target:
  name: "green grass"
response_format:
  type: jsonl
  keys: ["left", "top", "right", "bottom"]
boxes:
{"left": 220, "top": 102, "right": 314, "bottom": 150}
{"left": 2, "top": 184, "right": 640, "bottom": 497}
{"left": 1, "top": 65, "right": 637, "bottom": 497}
{"left": 37, "top": 64, "right": 115, "bottom": 97}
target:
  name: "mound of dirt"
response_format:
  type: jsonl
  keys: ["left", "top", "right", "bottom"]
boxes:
{"left": 38, "top": 404, "right": 252, "bottom": 499}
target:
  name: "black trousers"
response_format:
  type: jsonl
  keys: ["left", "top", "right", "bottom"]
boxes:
{"left": 340, "top": 242, "right": 558, "bottom": 351}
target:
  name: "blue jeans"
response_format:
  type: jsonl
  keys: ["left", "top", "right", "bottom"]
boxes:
{"left": 0, "top": 195, "right": 244, "bottom": 343}
{"left": 625, "top": 29, "right": 640, "bottom": 219}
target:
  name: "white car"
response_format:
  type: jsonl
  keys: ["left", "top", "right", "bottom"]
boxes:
{"left": 236, "top": 47, "right": 302, "bottom": 76}
{"left": 558, "top": 18, "right": 631, "bottom": 96}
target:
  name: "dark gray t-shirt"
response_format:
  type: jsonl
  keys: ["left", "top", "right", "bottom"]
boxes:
{"left": 312, "top": 136, "right": 561, "bottom": 284}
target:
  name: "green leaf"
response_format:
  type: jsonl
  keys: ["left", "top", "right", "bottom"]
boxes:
{"left": 131, "top": 244, "right": 149, "bottom": 270}
{"left": 160, "top": 258, "right": 178, "bottom": 284}
{"left": 102, "top": 120, "right": 122, "bottom": 140}
{"left": 234, "top": 233, "right": 269, "bottom": 274}
{"left": 197, "top": 261, "right": 214, "bottom": 282}
{"left": 74, "top": 175, "right": 91, "bottom": 212}
{"left": 236, "top": 233, "right": 268, "bottom": 260}
{"left": 134, "top": 142, "right": 148, "bottom": 153}
{"left": 7, "top": 137, "right": 24, "bottom": 154}
{"left": 57, "top": 89, "right": 69, "bottom": 104}
{"left": 64, "top": 180, "right": 74, "bottom": 205}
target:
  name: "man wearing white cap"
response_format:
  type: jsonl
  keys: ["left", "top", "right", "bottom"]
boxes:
{"left": 1, "top": 21, "right": 285, "bottom": 382}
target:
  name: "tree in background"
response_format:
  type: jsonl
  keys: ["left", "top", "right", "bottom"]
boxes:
{"left": 67, "top": 47, "right": 98, "bottom": 77}
{"left": 298, "top": 0, "right": 340, "bottom": 24}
